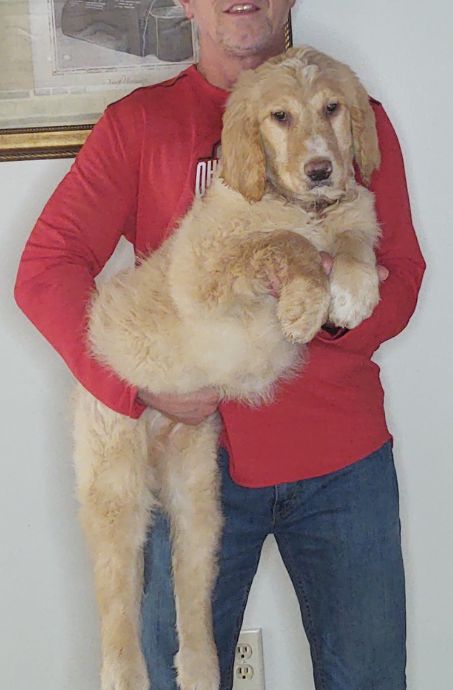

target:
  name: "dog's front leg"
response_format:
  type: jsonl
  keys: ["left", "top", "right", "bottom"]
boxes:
{"left": 74, "top": 392, "right": 157, "bottom": 690}
{"left": 159, "top": 418, "right": 222, "bottom": 690}
{"left": 328, "top": 231, "right": 380, "bottom": 329}
{"left": 202, "top": 230, "right": 330, "bottom": 344}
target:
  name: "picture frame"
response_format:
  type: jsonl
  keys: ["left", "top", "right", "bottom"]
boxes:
{"left": 0, "top": 3, "right": 293, "bottom": 162}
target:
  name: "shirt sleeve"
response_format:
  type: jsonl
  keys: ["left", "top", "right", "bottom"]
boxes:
{"left": 321, "top": 103, "right": 426, "bottom": 355}
{"left": 14, "top": 97, "right": 147, "bottom": 418}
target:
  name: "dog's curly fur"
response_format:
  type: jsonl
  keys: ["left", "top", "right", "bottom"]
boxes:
{"left": 73, "top": 47, "right": 381, "bottom": 690}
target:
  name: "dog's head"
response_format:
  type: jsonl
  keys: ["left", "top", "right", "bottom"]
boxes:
{"left": 220, "top": 46, "right": 380, "bottom": 205}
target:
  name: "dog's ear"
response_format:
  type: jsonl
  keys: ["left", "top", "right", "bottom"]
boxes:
{"left": 349, "top": 82, "right": 381, "bottom": 184}
{"left": 220, "top": 77, "right": 266, "bottom": 202}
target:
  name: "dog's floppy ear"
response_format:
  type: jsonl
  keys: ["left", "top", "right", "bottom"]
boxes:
{"left": 220, "top": 74, "right": 266, "bottom": 202}
{"left": 348, "top": 81, "right": 380, "bottom": 184}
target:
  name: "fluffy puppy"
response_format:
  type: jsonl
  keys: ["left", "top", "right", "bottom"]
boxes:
{"left": 73, "top": 46, "right": 381, "bottom": 690}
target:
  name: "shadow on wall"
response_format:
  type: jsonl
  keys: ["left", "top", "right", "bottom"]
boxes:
{"left": 61, "top": 0, "right": 194, "bottom": 61}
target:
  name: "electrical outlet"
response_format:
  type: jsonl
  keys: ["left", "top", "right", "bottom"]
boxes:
{"left": 233, "top": 629, "right": 265, "bottom": 689}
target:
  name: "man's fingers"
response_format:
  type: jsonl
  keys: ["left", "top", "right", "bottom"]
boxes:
{"left": 196, "top": 388, "right": 221, "bottom": 405}
{"left": 378, "top": 265, "right": 389, "bottom": 281}
{"left": 137, "top": 386, "right": 220, "bottom": 425}
{"left": 168, "top": 414, "right": 207, "bottom": 426}
{"left": 319, "top": 254, "right": 388, "bottom": 281}
{"left": 320, "top": 251, "right": 333, "bottom": 276}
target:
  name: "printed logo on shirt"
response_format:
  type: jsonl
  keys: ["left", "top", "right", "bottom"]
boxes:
{"left": 195, "top": 141, "right": 222, "bottom": 198}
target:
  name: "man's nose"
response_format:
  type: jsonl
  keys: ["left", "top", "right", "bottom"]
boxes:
{"left": 304, "top": 158, "right": 333, "bottom": 182}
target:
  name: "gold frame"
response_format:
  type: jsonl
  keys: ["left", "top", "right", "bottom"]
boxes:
{"left": 0, "top": 124, "right": 93, "bottom": 162}
{"left": 0, "top": 15, "right": 293, "bottom": 163}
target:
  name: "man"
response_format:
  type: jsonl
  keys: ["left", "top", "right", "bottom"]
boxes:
{"left": 15, "top": 1, "right": 425, "bottom": 688}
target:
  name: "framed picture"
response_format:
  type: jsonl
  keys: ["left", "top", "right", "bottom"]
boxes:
{"left": 0, "top": 2, "right": 293, "bottom": 162}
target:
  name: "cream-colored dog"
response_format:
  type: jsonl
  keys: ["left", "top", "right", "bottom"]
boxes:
{"left": 73, "top": 47, "right": 381, "bottom": 690}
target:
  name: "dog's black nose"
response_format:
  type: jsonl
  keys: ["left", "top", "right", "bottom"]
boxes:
{"left": 304, "top": 158, "right": 333, "bottom": 182}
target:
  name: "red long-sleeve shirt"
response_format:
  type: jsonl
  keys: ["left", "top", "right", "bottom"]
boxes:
{"left": 15, "top": 65, "right": 425, "bottom": 487}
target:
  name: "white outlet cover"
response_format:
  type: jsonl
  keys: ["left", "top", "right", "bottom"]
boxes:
{"left": 233, "top": 629, "right": 265, "bottom": 690}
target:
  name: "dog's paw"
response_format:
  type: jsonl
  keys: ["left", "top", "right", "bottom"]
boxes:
{"left": 175, "top": 646, "right": 220, "bottom": 690}
{"left": 277, "top": 276, "right": 330, "bottom": 344}
{"left": 328, "top": 257, "right": 380, "bottom": 329}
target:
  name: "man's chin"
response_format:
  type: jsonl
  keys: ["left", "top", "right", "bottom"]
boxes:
{"left": 223, "top": 42, "right": 269, "bottom": 58}
{"left": 220, "top": 27, "right": 274, "bottom": 57}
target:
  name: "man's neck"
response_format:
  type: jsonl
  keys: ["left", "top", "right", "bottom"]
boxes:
{"left": 196, "top": 33, "right": 287, "bottom": 91}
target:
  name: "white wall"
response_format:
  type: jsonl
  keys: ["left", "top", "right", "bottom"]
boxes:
{"left": 1, "top": 1, "right": 452, "bottom": 688}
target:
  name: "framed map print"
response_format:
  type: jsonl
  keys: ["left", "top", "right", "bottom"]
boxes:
{"left": 0, "top": 2, "right": 292, "bottom": 161}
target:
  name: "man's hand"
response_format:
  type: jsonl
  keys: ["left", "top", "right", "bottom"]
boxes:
{"left": 137, "top": 387, "right": 220, "bottom": 426}
{"left": 377, "top": 265, "right": 389, "bottom": 281}
{"left": 320, "top": 252, "right": 389, "bottom": 281}
{"left": 267, "top": 252, "right": 388, "bottom": 296}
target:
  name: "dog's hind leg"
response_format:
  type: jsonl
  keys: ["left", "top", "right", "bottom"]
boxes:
{"left": 73, "top": 389, "right": 156, "bottom": 690}
{"left": 159, "top": 418, "right": 223, "bottom": 690}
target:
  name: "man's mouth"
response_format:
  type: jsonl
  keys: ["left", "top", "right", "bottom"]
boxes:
{"left": 224, "top": 3, "right": 260, "bottom": 15}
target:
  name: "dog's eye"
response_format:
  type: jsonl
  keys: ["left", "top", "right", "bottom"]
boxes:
{"left": 271, "top": 111, "right": 291, "bottom": 124}
{"left": 326, "top": 102, "right": 339, "bottom": 116}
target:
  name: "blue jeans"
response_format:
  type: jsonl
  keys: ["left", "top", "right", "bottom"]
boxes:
{"left": 141, "top": 441, "right": 406, "bottom": 689}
